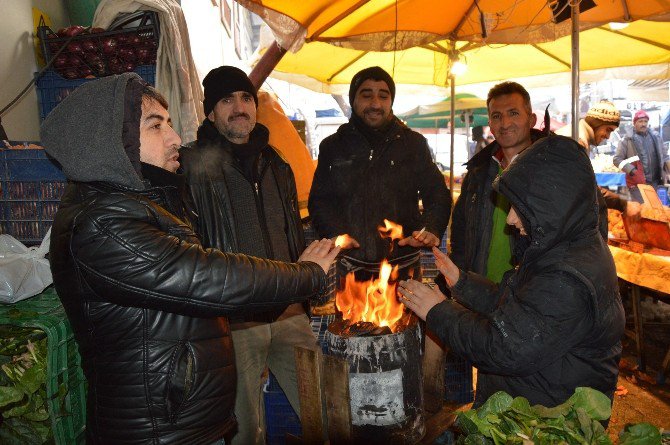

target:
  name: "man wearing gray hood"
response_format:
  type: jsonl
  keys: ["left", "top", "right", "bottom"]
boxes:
{"left": 41, "top": 72, "right": 338, "bottom": 445}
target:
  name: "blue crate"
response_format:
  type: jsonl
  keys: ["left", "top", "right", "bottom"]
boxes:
{"left": 36, "top": 65, "right": 156, "bottom": 121}
{"left": 0, "top": 142, "right": 67, "bottom": 245}
{"left": 265, "top": 371, "right": 282, "bottom": 393}
{"left": 444, "top": 352, "right": 474, "bottom": 404}
{"left": 311, "top": 314, "right": 334, "bottom": 352}
{"left": 264, "top": 386, "right": 302, "bottom": 445}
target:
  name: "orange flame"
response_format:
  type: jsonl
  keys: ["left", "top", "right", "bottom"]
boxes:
{"left": 335, "top": 234, "right": 354, "bottom": 248}
{"left": 378, "top": 219, "right": 403, "bottom": 241}
{"left": 336, "top": 260, "right": 405, "bottom": 329}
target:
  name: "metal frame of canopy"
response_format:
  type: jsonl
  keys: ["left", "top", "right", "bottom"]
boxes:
{"left": 245, "top": 1, "right": 667, "bottom": 197}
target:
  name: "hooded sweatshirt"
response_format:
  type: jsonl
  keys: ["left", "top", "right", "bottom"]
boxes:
{"left": 42, "top": 72, "right": 146, "bottom": 189}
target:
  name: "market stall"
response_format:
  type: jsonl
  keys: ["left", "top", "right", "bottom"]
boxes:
{"left": 608, "top": 185, "right": 670, "bottom": 383}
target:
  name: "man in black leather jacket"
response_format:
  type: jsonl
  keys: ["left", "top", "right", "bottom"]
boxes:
{"left": 308, "top": 66, "right": 451, "bottom": 282}
{"left": 179, "top": 66, "right": 321, "bottom": 445}
{"left": 42, "top": 73, "right": 337, "bottom": 445}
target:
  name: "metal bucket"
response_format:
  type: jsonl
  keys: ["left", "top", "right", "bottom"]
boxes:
{"left": 325, "top": 318, "right": 425, "bottom": 444}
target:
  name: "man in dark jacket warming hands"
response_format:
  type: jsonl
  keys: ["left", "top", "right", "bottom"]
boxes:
{"left": 42, "top": 73, "right": 338, "bottom": 445}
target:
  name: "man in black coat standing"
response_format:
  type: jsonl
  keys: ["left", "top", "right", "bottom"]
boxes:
{"left": 309, "top": 66, "right": 451, "bottom": 283}
{"left": 180, "top": 66, "right": 326, "bottom": 445}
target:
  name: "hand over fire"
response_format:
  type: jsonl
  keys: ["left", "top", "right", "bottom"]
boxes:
{"left": 333, "top": 234, "right": 360, "bottom": 249}
{"left": 397, "top": 228, "right": 440, "bottom": 248}
{"left": 432, "top": 247, "right": 460, "bottom": 287}
{"left": 397, "top": 279, "right": 446, "bottom": 320}
{"left": 298, "top": 239, "right": 340, "bottom": 273}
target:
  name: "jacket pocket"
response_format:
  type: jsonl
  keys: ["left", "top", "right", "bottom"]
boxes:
{"left": 165, "top": 342, "right": 195, "bottom": 423}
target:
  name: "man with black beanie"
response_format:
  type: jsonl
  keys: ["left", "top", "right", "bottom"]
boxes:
{"left": 309, "top": 66, "right": 451, "bottom": 286}
{"left": 180, "top": 66, "right": 322, "bottom": 445}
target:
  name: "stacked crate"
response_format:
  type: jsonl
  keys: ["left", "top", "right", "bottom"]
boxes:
{"left": 0, "top": 287, "right": 87, "bottom": 444}
{"left": 0, "top": 142, "right": 67, "bottom": 245}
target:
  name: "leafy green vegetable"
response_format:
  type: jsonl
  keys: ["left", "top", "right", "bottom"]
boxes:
{"left": 618, "top": 423, "right": 662, "bottom": 445}
{"left": 0, "top": 326, "right": 53, "bottom": 444}
{"left": 455, "top": 387, "right": 614, "bottom": 445}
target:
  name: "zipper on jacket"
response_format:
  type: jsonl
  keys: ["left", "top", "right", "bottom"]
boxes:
{"left": 252, "top": 159, "right": 275, "bottom": 258}
{"left": 369, "top": 149, "right": 374, "bottom": 160}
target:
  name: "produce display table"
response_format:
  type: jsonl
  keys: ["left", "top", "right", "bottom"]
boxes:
{"left": 608, "top": 245, "right": 670, "bottom": 382}
{"left": 595, "top": 172, "right": 625, "bottom": 187}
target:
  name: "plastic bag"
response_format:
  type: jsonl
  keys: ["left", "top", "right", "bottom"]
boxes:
{"left": 0, "top": 229, "right": 53, "bottom": 303}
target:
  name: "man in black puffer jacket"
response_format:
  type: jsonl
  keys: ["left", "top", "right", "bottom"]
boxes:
{"left": 399, "top": 135, "right": 625, "bottom": 410}
{"left": 309, "top": 66, "right": 451, "bottom": 280}
{"left": 42, "top": 73, "right": 338, "bottom": 445}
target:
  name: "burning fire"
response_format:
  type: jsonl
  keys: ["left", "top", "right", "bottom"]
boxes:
{"left": 335, "top": 234, "right": 355, "bottom": 248}
{"left": 336, "top": 262, "right": 405, "bottom": 330}
{"left": 335, "top": 219, "right": 408, "bottom": 331}
{"left": 378, "top": 219, "right": 404, "bottom": 242}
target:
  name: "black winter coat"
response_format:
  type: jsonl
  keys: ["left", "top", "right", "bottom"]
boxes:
{"left": 50, "top": 180, "right": 326, "bottom": 444}
{"left": 308, "top": 118, "right": 451, "bottom": 263}
{"left": 450, "top": 130, "right": 546, "bottom": 274}
{"left": 428, "top": 136, "right": 625, "bottom": 408}
{"left": 180, "top": 123, "right": 304, "bottom": 261}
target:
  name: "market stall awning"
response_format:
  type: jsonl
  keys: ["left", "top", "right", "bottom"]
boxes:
{"left": 239, "top": 0, "right": 670, "bottom": 51}
{"left": 261, "top": 20, "right": 670, "bottom": 94}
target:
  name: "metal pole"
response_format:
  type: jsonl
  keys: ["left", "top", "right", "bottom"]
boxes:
{"left": 570, "top": 1, "right": 580, "bottom": 139}
{"left": 249, "top": 40, "right": 288, "bottom": 91}
{"left": 449, "top": 75, "right": 455, "bottom": 200}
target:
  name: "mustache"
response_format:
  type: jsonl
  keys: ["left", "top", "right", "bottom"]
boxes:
{"left": 228, "top": 113, "right": 250, "bottom": 121}
{"left": 364, "top": 107, "right": 385, "bottom": 114}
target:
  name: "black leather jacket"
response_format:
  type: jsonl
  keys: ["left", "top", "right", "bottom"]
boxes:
{"left": 180, "top": 123, "right": 305, "bottom": 261}
{"left": 308, "top": 118, "right": 451, "bottom": 263}
{"left": 50, "top": 180, "right": 326, "bottom": 444}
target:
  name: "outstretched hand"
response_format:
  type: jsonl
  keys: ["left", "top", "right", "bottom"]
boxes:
{"left": 299, "top": 239, "right": 340, "bottom": 274}
{"left": 398, "top": 229, "right": 440, "bottom": 248}
{"left": 397, "top": 279, "right": 446, "bottom": 320}
{"left": 433, "top": 247, "right": 460, "bottom": 287}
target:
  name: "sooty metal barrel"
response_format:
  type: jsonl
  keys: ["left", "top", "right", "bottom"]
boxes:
{"left": 325, "top": 318, "right": 424, "bottom": 444}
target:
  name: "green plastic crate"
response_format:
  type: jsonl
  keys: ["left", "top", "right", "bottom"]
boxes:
{"left": 0, "top": 287, "right": 87, "bottom": 444}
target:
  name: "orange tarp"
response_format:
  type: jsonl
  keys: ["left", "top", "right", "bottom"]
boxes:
{"left": 256, "top": 91, "right": 316, "bottom": 218}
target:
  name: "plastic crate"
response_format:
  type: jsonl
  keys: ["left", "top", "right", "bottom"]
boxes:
{"left": 37, "top": 11, "right": 159, "bottom": 80}
{"left": 310, "top": 314, "right": 334, "bottom": 352}
{"left": 0, "top": 287, "right": 87, "bottom": 444}
{"left": 444, "top": 352, "right": 474, "bottom": 404}
{"left": 263, "top": 386, "right": 302, "bottom": 445}
{"left": 36, "top": 64, "right": 156, "bottom": 121}
{"left": 0, "top": 142, "right": 67, "bottom": 245}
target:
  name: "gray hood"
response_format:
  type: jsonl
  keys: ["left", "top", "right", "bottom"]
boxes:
{"left": 41, "top": 72, "right": 145, "bottom": 190}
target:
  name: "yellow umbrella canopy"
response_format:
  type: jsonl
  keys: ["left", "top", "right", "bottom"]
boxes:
{"left": 239, "top": 0, "right": 670, "bottom": 51}
{"left": 265, "top": 20, "right": 670, "bottom": 93}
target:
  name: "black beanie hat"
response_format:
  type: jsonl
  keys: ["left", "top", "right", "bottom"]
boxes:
{"left": 349, "top": 66, "right": 396, "bottom": 106}
{"left": 202, "top": 66, "right": 258, "bottom": 115}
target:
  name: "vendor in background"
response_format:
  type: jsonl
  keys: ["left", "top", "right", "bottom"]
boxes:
{"left": 558, "top": 100, "right": 639, "bottom": 216}
{"left": 398, "top": 135, "right": 625, "bottom": 411}
{"left": 468, "top": 125, "right": 490, "bottom": 160}
{"left": 42, "top": 73, "right": 337, "bottom": 444}
{"left": 614, "top": 109, "right": 670, "bottom": 201}
{"left": 557, "top": 100, "right": 619, "bottom": 156}
{"left": 308, "top": 66, "right": 451, "bottom": 281}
